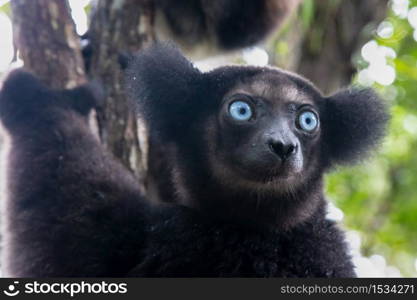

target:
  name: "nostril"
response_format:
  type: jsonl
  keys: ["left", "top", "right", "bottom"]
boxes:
{"left": 286, "top": 144, "right": 296, "bottom": 157}
{"left": 268, "top": 140, "right": 297, "bottom": 160}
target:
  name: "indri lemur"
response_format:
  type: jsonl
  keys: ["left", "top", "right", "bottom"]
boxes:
{"left": 153, "top": 0, "right": 301, "bottom": 56}
{"left": 84, "top": 0, "right": 301, "bottom": 61}
{"left": 0, "top": 44, "right": 388, "bottom": 277}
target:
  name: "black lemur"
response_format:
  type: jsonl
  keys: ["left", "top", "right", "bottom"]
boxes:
{"left": 83, "top": 0, "right": 301, "bottom": 63}
{"left": 153, "top": 0, "right": 301, "bottom": 56}
{"left": 0, "top": 44, "right": 388, "bottom": 277}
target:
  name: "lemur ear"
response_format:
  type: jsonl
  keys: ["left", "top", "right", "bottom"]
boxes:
{"left": 322, "top": 88, "right": 390, "bottom": 167}
{"left": 126, "top": 43, "right": 202, "bottom": 139}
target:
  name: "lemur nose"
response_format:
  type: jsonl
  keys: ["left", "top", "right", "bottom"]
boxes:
{"left": 268, "top": 140, "right": 297, "bottom": 160}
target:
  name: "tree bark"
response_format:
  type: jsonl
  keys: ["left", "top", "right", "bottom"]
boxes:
{"left": 10, "top": 0, "right": 388, "bottom": 190}
{"left": 10, "top": 0, "right": 155, "bottom": 190}
{"left": 88, "top": 0, "right": 155, "bottom": 187}
{"left": 10, "top": 0, "right": 86, "bottom": 89}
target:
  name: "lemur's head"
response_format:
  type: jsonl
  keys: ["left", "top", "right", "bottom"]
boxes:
{"left": 128, "top": 44, "right": 389, "bottom": 227}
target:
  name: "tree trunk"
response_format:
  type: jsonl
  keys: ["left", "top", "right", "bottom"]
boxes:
{"left": 10, "top": 0, "right": 155, "bottom": 190}
{"left": 10, "top": 0, "right": 389, "bottom": 190}
{"left": 273, "top": 0, "right": 389, "bottom": 94}
{"left": 11, "top": 0, "right": 86, "bottom": 89}
{"left": 88, "top": 0, "right": 155, "bottom": 187}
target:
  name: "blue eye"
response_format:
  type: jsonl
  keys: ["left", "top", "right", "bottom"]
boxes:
{"left": 298, "top": 111, "right": 318, "bottom": 132}
{"left": 229, "top": 101, "right": 253, "bottom": 121}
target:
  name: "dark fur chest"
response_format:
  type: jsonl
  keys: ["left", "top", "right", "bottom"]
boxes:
{"left": 128, "top": 207, "right": 355, "bottom": 277}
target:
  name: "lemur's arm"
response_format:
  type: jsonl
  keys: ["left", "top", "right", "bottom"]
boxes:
{"left": 0, "top": 70, "right": 147, "bottom": 277}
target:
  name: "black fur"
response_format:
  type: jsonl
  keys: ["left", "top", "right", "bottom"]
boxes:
{"left": 126, "top": 45, "right": 202, "bottom": 140}
{"left": 0, "top": 71, "right": 147, "bottom": 277}
{"left": 0, "top": 44, "right": 388, "bottom": 277}
{"left": 322, "top": 88, "right": 389, "bottom": 167}
{"left": 155, "top": 0, "right": 300, "bottom": 52}
{"left": 82, "top": 1, "right": 299, "bottom": 70}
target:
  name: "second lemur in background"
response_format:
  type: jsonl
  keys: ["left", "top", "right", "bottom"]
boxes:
{"left": 84, "top": 0, "right": 301, "bottom": 61}
{"left": 154, "top": 0, "right": 301, "bottom": 57}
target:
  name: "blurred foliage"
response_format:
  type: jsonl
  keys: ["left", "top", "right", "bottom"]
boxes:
{"left": 0, "top": 1, "right": 10, "bottom": 16}
{"left": 322, "top": 0, "right": 417, "bottom": 276}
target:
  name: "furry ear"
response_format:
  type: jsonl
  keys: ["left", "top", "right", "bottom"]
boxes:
{"left": 126, "top": 43, "right": 202, "bottom": 139}
{"left": 322, "top": 88, "right": 390, "bottom": 166}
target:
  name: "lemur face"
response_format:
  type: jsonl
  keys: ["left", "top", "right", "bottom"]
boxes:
{"left": 208, "top": 72, "right": 322, "bottom": 190}
{"left": 129, "top": 44, "right": 388, "bottom": 211}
